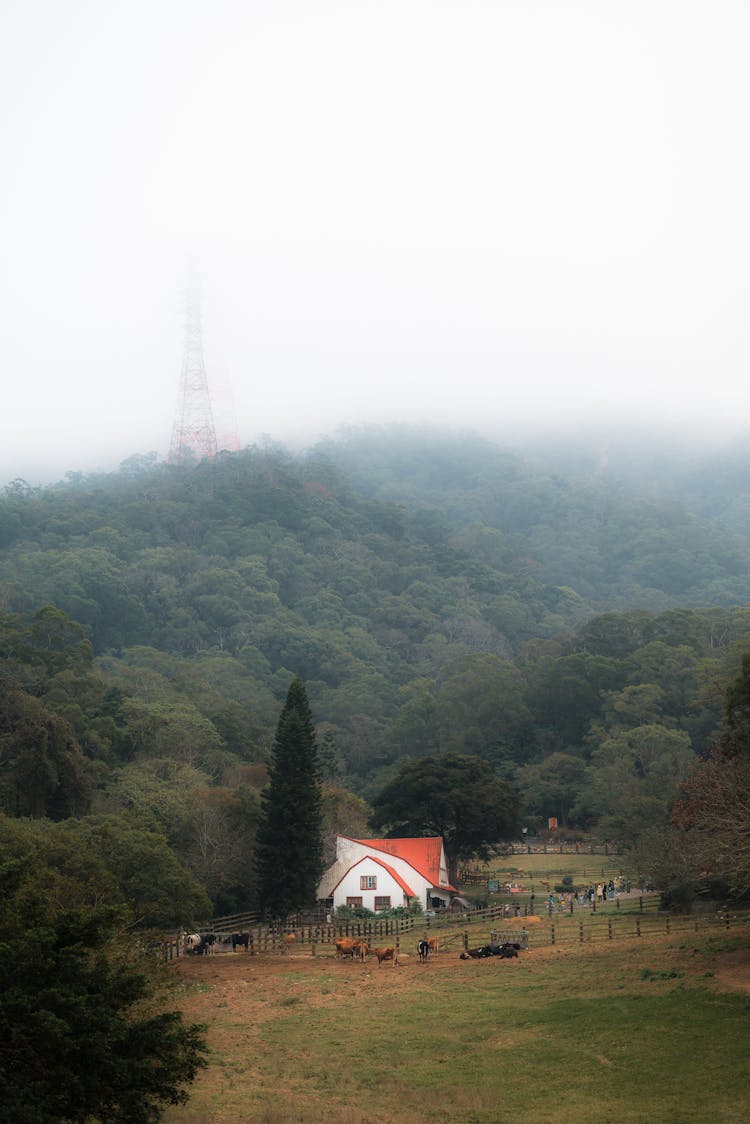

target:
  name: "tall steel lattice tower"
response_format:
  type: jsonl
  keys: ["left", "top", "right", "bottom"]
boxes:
{"left": 168, "top": 285, "right": 219, "bottom": 465}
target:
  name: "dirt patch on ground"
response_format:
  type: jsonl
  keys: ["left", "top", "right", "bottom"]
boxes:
{"left": 171, "top": 942, "right": 487, "bottom": 997}
{"left": 710, "top": 947, "right": 750, "bottom": 993}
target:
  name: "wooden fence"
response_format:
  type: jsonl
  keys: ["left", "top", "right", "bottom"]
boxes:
{"left": 161, "top": 914, "right": 418, "bottom": 961}
{"left": 492, "top": 909, "right": 749, "bottom": 950}
{"left": 161, "top": 899, "right": 748, "bottom": 961}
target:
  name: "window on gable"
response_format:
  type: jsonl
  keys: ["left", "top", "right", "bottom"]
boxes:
{"left": 360, "top": 875, "right": 377, "bottom": 890}
{"left": 374, "top": 896, "right": 391, "bottom": 911}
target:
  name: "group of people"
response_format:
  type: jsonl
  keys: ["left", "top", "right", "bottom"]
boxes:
{"left": 496, "top": 877, "right": 630, "bottom": 919}
{"left": 545, "top": 879, "right": 625, "bottom": 913}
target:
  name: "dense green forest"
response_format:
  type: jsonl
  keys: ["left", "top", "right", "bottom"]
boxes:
{"left": 3, "top": 428, "right": 750, "bottom": 918}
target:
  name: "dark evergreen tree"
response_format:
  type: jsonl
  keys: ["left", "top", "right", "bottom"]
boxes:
{"left": 255, "top": 678, "right": 323, "bottom": 918}
{"left": 0, "top": 856, "right": 206, "bottom": 1123}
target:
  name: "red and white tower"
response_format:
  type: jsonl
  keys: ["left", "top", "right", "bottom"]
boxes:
{"left": 168, "top": 285, "right": 219, "bottom": 465}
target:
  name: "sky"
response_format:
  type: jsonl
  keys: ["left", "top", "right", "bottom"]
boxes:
{"left": 1, "top": 0, "right": 749, "bottom": 486}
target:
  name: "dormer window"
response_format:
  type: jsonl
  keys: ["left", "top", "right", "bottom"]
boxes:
{"left": 360, "top": 875, "right": 377, "bottom": 890}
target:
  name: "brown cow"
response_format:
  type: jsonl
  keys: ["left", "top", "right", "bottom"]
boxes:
{"left": 335, "top": 937, "right": 359, "bottom": 960}
{"left": 373, "top": 946, "right": 399, "bottom": 968}
{"left": 428, "top": 936, "right": 440, "bottom": 956}
{"left": 282, "top": 933, "right": 296, "bottom": 953}
{"left": 354, "top": 940, "right": 370, "bottom": 962}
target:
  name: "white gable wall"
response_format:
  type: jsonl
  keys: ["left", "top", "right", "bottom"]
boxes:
{"left": 332, "top": 862, "right": 410, "bottom": 912}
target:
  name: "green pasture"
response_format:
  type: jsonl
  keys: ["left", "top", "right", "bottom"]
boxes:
{"left": 165, "top": 923, "right": 750, "bottom": 1123}
{"left": 486, "top": 850, "right": 630, "bottom": 888}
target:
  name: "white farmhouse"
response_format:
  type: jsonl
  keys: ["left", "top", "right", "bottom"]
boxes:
{"left": 317, "top": 835, "right": 457, "bottom": 913}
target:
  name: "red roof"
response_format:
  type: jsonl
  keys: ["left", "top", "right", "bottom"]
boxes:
{"left": 350, "top": 837, "right": 457, "bottom": 892}
{"left": 330, "top": 855, "right": 415, "bottom": 898}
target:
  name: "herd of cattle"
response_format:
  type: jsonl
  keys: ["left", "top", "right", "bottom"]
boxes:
{"left": 460, "top": 942, "right": 522, "bottom": 959}
{"left": 180, "top": 932, "right": 249, "bottom": 955}
{"left": 179, "top": 930, "right": 523, "bottom": 965}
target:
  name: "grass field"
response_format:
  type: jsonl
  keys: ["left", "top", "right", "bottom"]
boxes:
{"left": 495, "top": 850, "right": 629, "bottom": 883}
{"left": 162, "top": 916, "right": 750, "bottom": 1123}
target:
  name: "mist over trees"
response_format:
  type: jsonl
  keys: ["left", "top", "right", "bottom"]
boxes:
{"left": 3, "top": 426, "right": 750, "bottom": 915}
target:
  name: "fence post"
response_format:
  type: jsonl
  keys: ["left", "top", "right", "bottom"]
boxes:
{"left": 639, "top": 897, "right": 643, "bottom": 912}
{"left": 463, "top": 931, "right": 469, "bottom": 951}
{"left": 551, "top": 924, "right": 555, "bottom": 945}
{"left": 666, "top": 918, "right": 670, "bottom": 935}
{"left": 579, "top": 922, "right": 584, "bottom": 943}
{"left": 607, "top": 920, "right": 612, "bottom": 940}
{"left": 636, "top": 918, "right": 641, "bottom": 938}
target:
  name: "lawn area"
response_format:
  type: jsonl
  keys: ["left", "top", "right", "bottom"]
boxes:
{"left": 163, "top": 923, "right": 750, "bottom": 1123}
{"left": 481, "top": 850, "right": 631, "bottom": 891}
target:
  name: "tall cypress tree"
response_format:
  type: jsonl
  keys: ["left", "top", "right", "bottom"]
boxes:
{"left": 255, "top": 678, "right": 323, "bottom": 918}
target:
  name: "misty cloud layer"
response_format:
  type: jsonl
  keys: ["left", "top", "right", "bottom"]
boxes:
{"left": 2, "top": 1, "right": 749, "bottom": 486}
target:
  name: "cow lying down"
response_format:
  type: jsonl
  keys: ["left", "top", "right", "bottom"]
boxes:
{"left": 460, "top": 942, "right": 521, "bottom": 960}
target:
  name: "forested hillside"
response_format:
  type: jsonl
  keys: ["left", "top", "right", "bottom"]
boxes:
{"left": 320, "top": 428, "right": 750, "bottom": 607}
{"left": 3, "top": 431, "right": 750, "bottom": 915}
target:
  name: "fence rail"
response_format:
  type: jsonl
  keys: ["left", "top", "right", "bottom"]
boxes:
{"left": 161, "top": 903, "right": 750, "bottom": 962}
{"left": 533, "top": 909, "right": 749, "bottom": 948}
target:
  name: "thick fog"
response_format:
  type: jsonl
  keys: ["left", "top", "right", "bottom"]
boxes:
{"left": 1, "top": 1, "right": 749, "bottom": 486}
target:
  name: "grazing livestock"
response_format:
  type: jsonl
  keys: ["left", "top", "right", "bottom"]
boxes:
{"left": 335, "top": 937, "right": 360, "bottom": 960}
{"left": 428, "top": 937, "right": 440, "bottom": 956}
{"left": 460, "top": 945, "right": 494, "bottom": 960}
{"left": 231, "top": 932, "right": 250, "bottom": 952}
{"left": 197, "top": 933, "right": 216, "bottom": 955}
{"left": 354, "top": 940, "right": 370, "bottom": 962}
{"left": 373, "top": 946, "right": 399, "bottom": 968}
{"left": 283, "top": 933, "right": 296, "bottom": 945}
{"left": 460, "top": 941, "right": 522, "bottom": 960}
{"left": 184, "top": 933, "right": 202, "bottom": 953}
{"left": 417, "top": 939, "right": 430, "bottom": 963}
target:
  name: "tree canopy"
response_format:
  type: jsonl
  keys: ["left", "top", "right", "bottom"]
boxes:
{"left": 663, "top": 654, "right": 750, "bottom": 904}
{"left": 0, "top": 854, "right": 206, "bottom": 1123}
{"left": 5, "top": 435, "right": 750, "bottom": 912}
{"left": 369, "top": 753, "right": 518, "bottom": 884}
